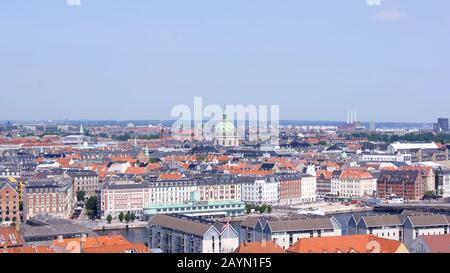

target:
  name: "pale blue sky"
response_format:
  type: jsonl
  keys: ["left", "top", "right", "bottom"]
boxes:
{"left": 0, "top": 0, "right": 449, "bottom": 122}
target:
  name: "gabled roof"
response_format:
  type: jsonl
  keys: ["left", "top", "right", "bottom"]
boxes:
{"left": 377, "top": 170, "right": 421, "bottom": 184}
{"left": 0, "top": 226, "right": 24, "bottom": 248}
{"left": 3, "top": 245, "right": 54, "bottom": 253}
{"left": 234, "top": 241, "right": 285, "bottom": 253}
{"left": 267, "top": 218, "right": 335, "bottom": 232}
{"left": 148, "top": 214, "right": 214, "bottom": 237}
{"left": 360, "top": 215, "right": 403, "bottom": 227}
{"left": 419, "top": 234, "right": 450, "bottom": 253}
{"left": 405, "top": 215, "right": 449, "bottom": 227}
{"left": 240, "top": 216, "right": 261, "bottom": 229}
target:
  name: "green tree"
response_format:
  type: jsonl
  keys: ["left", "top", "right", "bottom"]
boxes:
{"left": 124, "top": 211, "right": 131, "bottom": 223}
{"left": 76, "top": 191, "right": 86, "bottom": 202}
{"left": 0, "top": 217, "right": 3, "bottom": 223}
{"left": 424, "top": 190, "right": 436, "bottom": 197}
{"left": 245, "top": 204, "right": 253, "bottom": 214}
{"left": 118, "top": 212, "right": 124, "bottom": 222}
{"left": 149, "top": 158, "right": 160, "bottom": 163}
{"left": 85, "top": 196, "right": 98, "bottom": 219}
{"left": 106, "top": 214, "right": 112, "bottom": 224}
{"left": 19, "top": 201, "right": 23, "bottom": 211}
{"left": 260, "top": 204, "right": 268, "bottom": 213}
{"left": 267, "top": 205, "right": 272, "bottom": 213}
{"left": 130, "top": 212, "right": 136, "bottom": 222}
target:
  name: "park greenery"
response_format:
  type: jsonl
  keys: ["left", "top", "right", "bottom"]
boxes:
{"left": 76, "top": 191, "right": 86, "bottom": 202}
{"left": 245, "top": 203, "right": 272, "bottom": 214}
{"left": 85, "top": 196, "right": 98, "bottom": 219}
{"left": 348, "top": 132, "right": 450, "bottom": 144}
{"left": 117, "top": 211, "right": 136, "bottom": 223}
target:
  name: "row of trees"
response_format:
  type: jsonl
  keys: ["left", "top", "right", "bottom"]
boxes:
{"left": 106, "top": 211, "right": 136, "bottom": 224}
{"left": 111, "top": 134, "right": 160, "bottom": 141}
{"left": 245, "top": 203, "right": 272, "bottom": 214}
{"left": 348, "top": 132, "right": 450, "bottom": 144}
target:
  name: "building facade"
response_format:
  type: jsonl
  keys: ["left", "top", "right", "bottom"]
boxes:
{"left": 240, "top": 176, "right": 279, "bottom": 205}
{"left": 263, "top": 217, "right": 342, "bottom": 250}
{"left": 278, "top": 174, "right": 301, "bottom": 205}
{"left": 66, "top": 170, "right": 99, "bottom": 198}
{"left": 23, "top": 178, "right": 74, "bottom": 219}
{"left": 0, "top": 180, "right": 21, "bottom": 225}
{"left": 331, "top": 169, "right": 376, "bottom": 198}
{"left": 148, "top": 214, "right": 239, "bottom": 253}
{"left": 377, "top": 170, "right": 425, "bottom": 201}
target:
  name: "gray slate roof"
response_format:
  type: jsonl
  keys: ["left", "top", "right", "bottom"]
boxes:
{"left": 148, "top": 214, "right": 213, "bottom": 237}
{"left": 267, "top": 218, "right": 335, "bottom": 232}
{"left": 361, "top": 215, "right": 403, "bottom": 227}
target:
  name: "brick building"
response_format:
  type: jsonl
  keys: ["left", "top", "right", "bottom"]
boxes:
{"left": 0, "top": 180, "right": 21, "bottom": 225}
{"left": 23, "top": 178, "right": 74, "bottom": 220}
{"left": 377, "top": 170, "right": 425, "bottom": 201}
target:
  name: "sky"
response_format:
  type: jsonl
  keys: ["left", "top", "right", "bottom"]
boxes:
{"left": 0, "top": 0, "right": 449, "bottom": 122}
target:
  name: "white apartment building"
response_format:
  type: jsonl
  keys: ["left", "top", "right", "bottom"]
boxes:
{"left": 100, "top": 182, "right": 152, "bottom": 218}
{"left": 240, "top": 176, "right": 279, "bottom": 205}
{"left": 354, "top": 215, "right": 404, "bottom": 241}
{"left": 403, "top": 215, "right": 450, "bottom": 246}
{"left": 331, "top": 169, "right": 376, "bottom": 198}
{"left": 437, "top": 170, "right": 450, "bottom": 197}
{"left": 300, "top": 174, "right": 317, "bottom": 203}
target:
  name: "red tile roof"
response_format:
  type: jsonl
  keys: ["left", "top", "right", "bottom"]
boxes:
{"left": 0, "top": 226, "right": 24, "bottom": 248}
{"left": 287, "top": 235, "right": 406, "bottom": 253}
{"left": 2, "top": 246, "right": 54, "bottom": 253}
{"left": 419, "top": 234, "right": 450, "bottom": 253}
{"left": 235, "top": 241, "right": 285, "bottom": 253}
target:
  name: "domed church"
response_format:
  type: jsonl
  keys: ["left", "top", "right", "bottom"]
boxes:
{"left": 213, "top": 112, "right": 239, "bottom": 147}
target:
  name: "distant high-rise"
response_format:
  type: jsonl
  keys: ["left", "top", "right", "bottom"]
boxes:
{"left": 434, "top": 118, "right": 449, "bottom": 133}
{"left": 346, "top": 110, "right": 358, "bottom": 124}
{"left": 369, "top": 121, "right": 376, "bottom": 131}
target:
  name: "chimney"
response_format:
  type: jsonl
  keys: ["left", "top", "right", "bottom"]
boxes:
{"left": 57, "top": 235, "right": 64, "bottom": 243}
{"left": 261, "top": 238, "right": 266, "bottom": 247}
{"left": 80, "top": 234, "right": 87, "bottom": 253}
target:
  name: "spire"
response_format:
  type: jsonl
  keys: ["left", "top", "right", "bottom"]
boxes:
{"left": 79, "top": 124, "right": 84, "bottom": 135}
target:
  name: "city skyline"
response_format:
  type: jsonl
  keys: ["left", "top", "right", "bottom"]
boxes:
{"left": 1, "top": 1, "right": 449, "bottom": 122}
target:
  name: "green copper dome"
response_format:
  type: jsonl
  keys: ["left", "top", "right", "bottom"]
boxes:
{"left": 214, "top": 113, "right": 236, "bottom": 136}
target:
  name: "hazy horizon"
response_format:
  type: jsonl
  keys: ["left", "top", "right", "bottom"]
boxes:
{"left": 1, "top": 1, "right": 449, "bottom": 122}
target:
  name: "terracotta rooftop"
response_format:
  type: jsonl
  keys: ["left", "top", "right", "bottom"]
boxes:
{"left": 287, "top": 234, "right": 407, "bottom": 253}
{"left": 419, "top": 234, "right": 450, "bottom": 253}
{"left": 235, "top": 241, "right": 285, "bottom": 253}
